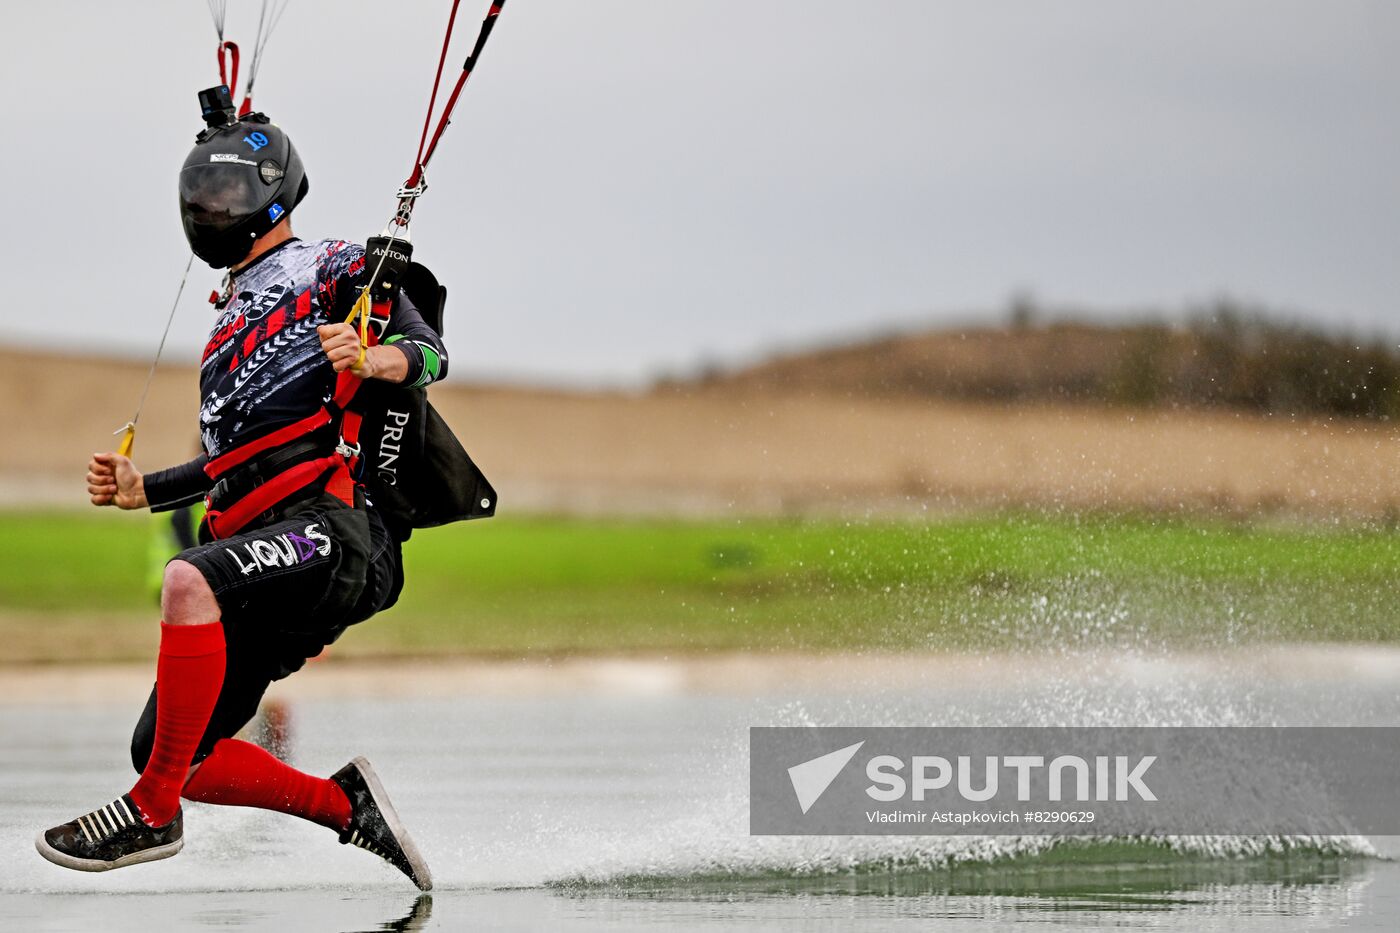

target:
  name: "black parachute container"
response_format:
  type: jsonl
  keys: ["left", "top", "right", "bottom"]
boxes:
{"left": 353, "top": 263, "right": 496, "bottom": 541}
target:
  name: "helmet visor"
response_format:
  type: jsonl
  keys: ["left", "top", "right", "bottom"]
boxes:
{"left": 178, "top": 162, "right": 266, "bottom": 234}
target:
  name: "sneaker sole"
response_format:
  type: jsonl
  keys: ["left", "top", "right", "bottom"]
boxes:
{"left": 34, "top": 832, "right": 183, "bottom": 873}
{"left": 351, "top": 756, "right": 434, "bottom": 891}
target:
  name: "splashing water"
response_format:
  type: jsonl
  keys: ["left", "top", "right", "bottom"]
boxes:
{"left": 1, "top": 646, "right": 1392, "bottom": 910}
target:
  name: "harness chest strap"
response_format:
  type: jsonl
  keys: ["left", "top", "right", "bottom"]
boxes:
{"left": 204, "top": 408, "right": 333, "bottom": 479}
{"left": 203, "top": 299, "right": 387, "bottom": 540}
{"left": 204, "top": 455, "right": 344, "bottom": 540}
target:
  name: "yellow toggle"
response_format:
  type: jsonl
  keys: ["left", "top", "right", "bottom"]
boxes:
{"left": 115, "top": 422, "right": 136, "bottom": 458}
{"left": 344, "top": 289, "right": 372, "bottom": 372}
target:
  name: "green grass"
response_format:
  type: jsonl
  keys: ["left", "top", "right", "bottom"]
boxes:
{"left": 2, "top": 510, "right": 1398, "bottom": 662}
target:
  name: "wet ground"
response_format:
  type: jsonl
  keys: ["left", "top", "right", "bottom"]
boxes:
{"left": 3, "top": 649, "right": 1398, "bottom": 931}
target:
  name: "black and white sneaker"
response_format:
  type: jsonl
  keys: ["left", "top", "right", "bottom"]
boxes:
{"left": 332, "top": 757, "right": 433, "bottom": 891}
{"left": 35, "top": 794, "right": 183, "bottom": 872}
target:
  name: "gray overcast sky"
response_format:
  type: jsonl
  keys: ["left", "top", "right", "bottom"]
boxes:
{"left": 1, "top": 1, "right": 1397, "bottom": 384}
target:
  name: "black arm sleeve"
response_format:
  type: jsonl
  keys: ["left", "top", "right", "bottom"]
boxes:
{"left": 145, "top": 455, "right": 210, "bottom": 512}
{"left": 382, "top": 291, "right": 449, "bottom": 388}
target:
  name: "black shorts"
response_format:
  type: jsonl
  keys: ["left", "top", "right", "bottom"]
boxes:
{"left": 130, "top": 494, "right": 403, "bottom": 771}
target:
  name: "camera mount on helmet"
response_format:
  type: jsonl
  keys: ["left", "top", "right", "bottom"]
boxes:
{"left": 179, "top": 87, "right": 310, "bottom": 268}
{"left": 198, "top": 85, "right": 238, "bottom": 129}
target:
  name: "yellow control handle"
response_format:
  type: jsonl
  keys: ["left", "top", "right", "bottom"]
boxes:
{"left": 115, "top": 422, "right": 136, "bottom": 458}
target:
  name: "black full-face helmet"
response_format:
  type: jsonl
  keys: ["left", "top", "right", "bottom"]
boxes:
{"left": 178, "top": 86, "right": 309, "bottom": 268}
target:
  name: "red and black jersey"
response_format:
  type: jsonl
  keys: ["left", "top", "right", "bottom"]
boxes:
{"left": 146, "top": 237, "right": 447, "bottom": 512}
{"left": 201, "top": 238, "right": 350, "bottom": 459}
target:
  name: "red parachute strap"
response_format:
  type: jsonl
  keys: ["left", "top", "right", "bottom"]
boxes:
{"left": 323, "top": 459, "right": 357, "bottom": 507}
{"left": 217, "top": 41, "right": 240, "bottom": 101}
{"left": 324, "top": 307, "right": 386, "bottom": 506}
{"left": 333, "top": 369, "right": 362, "bottom": 409}
{"left": 238, "top": 94, "right": 254, "bottom": 117}
{"left": 412, "top": 71, "right": 468, "bottom": 188}
{"left": 411, "top": 0, "right": 463, "bottom": 185}
{"left": 401, "top": 1, "right": 507, "bottom": 197}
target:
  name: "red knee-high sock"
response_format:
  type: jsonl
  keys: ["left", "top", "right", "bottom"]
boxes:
{"left": 129, "top": 621, "right": 226, "bottom": 827}
{"left": 182, "top": 738, "right": 352, "bottom": 832}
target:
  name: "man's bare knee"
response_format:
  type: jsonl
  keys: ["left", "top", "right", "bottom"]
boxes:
{"left": 161, "top": 560, "right": 220, "bottom": 624}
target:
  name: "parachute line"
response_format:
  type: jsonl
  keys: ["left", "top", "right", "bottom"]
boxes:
{"left": 206, "top": 0, "right": 228, "bottom": 41}
{"left": 244, "top": 0, "right": 291, "bottom": 102}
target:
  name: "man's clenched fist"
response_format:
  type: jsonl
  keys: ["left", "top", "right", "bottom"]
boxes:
{"left": 88, "top": 452, "right": 147, "bottom": 510}
{"left": 318, "top": 323, "right": 372, "bottom": 376}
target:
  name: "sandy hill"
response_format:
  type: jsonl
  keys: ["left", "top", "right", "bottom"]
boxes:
{"left": 3, "top": 345, "right": 1399, "bottom": 518}
{"left": 686, "top": 319, "right": 1400, "bottom": 419}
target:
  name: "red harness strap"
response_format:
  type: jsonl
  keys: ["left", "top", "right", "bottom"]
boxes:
{"left": 325, "top": 409, "right": 362, "bottom": 506}
{"left": 204, "top": 455, "right": 342, "bottom": 540}
{"left": 203, "top": 299, "right": 389, "bottom": 540}
{"left": 321, "top": 300, "right": 384, "bottom": 505}
{"left": 204, "top": 409, "right": 333, "bottom": 481}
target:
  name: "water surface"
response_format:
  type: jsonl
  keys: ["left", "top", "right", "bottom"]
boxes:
{"left": 3, "top": 651, "right": 1397, "bottom": 931}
